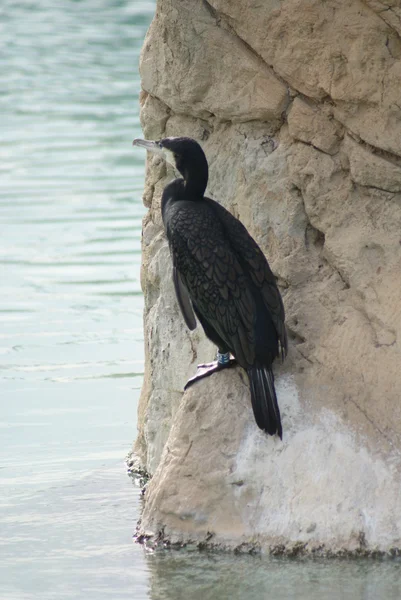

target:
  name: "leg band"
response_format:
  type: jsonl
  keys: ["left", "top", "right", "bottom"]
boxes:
{"left": 217, "top": 351, "right": 230, "bottom": 365}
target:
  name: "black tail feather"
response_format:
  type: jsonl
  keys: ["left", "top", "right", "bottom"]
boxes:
{"left": 247, "top": 366, "right": 282, "bottom": 438}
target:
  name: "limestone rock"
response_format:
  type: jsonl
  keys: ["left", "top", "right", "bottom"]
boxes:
{"left": 134, "top": 0, "right": 401, "bottom": 554}
{"left": 139, "top": 370, "right": 401, "bottom": 554}
{"left": 363, "top": 1, "right": 401, "bottom": 37}
{"left": 345, "top": 134, "right": 401, "bottom": 192}
{"left": 210, "top": 0, "right": 401, "bottom": 156}
{"left": 140, "top": 0, "right": 288, "bottom": 123}
{"left": 287, "top": 98, "right": 342, "bottom": 155}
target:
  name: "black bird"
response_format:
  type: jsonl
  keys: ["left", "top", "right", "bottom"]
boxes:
{"left": 133, "top": 136, "right": 287, "bottom": 437}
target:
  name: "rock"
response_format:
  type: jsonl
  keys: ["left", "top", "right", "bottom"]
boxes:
{"left": 134, "top": 0, "right": 401, "bottom": 554}
{"left": 209, "top": 0, "right": 401, "bottom": 156}
{"left": 287, "top": 98, "right": 342, "bottom": 155}
{"left": 140, "top": 0, "right": 288, "bottom": 124}
{"left": 364, "top": 1, "right": 401, "bottom": 37}
{"left": 139, "top": 370, "right": 401, "bottom": 554}
{"left": 345, "top": 134, "right": 401, "bottom": 192}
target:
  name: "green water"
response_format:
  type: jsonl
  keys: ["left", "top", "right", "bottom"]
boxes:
{"left": 1, "top": 0, "right": 401, "bottom": 598}
{"left": 1, "top": 1, "right": 151, "bottom": 597}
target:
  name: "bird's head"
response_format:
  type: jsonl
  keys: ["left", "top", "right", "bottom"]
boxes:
{"left": 133, "top": 136, "right": 208, "bottom": 197}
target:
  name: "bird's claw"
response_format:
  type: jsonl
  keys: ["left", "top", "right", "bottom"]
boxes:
{"left": 184, "top": 358, "right": 237, "bottom": 390}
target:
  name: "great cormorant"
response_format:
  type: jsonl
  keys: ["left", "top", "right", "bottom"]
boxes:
{"left": 133, "top": 136, "right": 287, "bottom": 438}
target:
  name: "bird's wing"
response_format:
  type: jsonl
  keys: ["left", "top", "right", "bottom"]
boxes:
{"left": 172, "top": 265, "right": 197, "bottom": 330}
{"left": 167, "top": 206, "right": 256, "bottom": 366}
{"left": 205, "top": 198, "right": 288, "bottom": 361}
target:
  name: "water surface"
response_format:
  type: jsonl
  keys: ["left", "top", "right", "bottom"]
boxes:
{"left": 2, "top": 1, "right": 401, "bottom": 599}
{"left": 1, "top": 1, "right": 153, "bottom": 597}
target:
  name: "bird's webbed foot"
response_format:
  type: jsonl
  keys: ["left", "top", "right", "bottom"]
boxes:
{"left": 184, "top": 352, "right": 237, "bottom": 390}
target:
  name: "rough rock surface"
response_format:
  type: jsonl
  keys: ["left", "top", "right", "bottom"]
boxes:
{"left": 133, "top": 0, "right": 401, "bottom": 554}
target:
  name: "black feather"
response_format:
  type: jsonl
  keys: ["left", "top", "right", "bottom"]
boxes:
{"left": 248, "top": 366, "right": 282, "bottom": 439}
{"left": 147, "top": 136, "right": 287, "bottom": 436}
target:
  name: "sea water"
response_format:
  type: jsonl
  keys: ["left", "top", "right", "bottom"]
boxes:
{"left": 1, "top": 1, "right": 401, "bottom": 598}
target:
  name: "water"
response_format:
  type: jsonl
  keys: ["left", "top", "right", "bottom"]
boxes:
{"left": 1, "top": 1, "right": 401, "bottom": 598}
{"left": 1, "top": 0, "right": 152, "bottom": 597}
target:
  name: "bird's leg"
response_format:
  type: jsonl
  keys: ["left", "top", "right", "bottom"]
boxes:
{"left": 184, "top": 350, "right": 237, "bottom": 390}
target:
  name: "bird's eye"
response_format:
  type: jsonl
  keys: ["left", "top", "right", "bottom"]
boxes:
{"left": 158, "top": 142, "right": 163, "bottom": 149}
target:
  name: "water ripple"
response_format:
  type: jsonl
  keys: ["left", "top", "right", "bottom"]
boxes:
{"left": 1, "top": 1, "right": 154, "bottom": 597}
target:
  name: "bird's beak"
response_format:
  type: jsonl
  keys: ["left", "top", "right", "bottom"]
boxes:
{"left": 133, "top": 138, "right": 164, "bottom": 157}
{"left": 133, "top": 138, "right": 177, "bottom": 170}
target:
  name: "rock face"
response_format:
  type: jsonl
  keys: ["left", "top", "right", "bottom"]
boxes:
{"left": 134, "top": 0, "right": 401, "bottom": 554}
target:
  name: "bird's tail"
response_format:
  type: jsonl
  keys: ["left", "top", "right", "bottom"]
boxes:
{"left": 247, "top": 366, "right": 282, "bottom": 438}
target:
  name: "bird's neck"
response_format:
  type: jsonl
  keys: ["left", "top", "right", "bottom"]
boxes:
{"left": 161, "top": 163, "right": 208, "bottom": 219}
{"left": 182, "top": 167, "right": 208, "bottom": 199}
